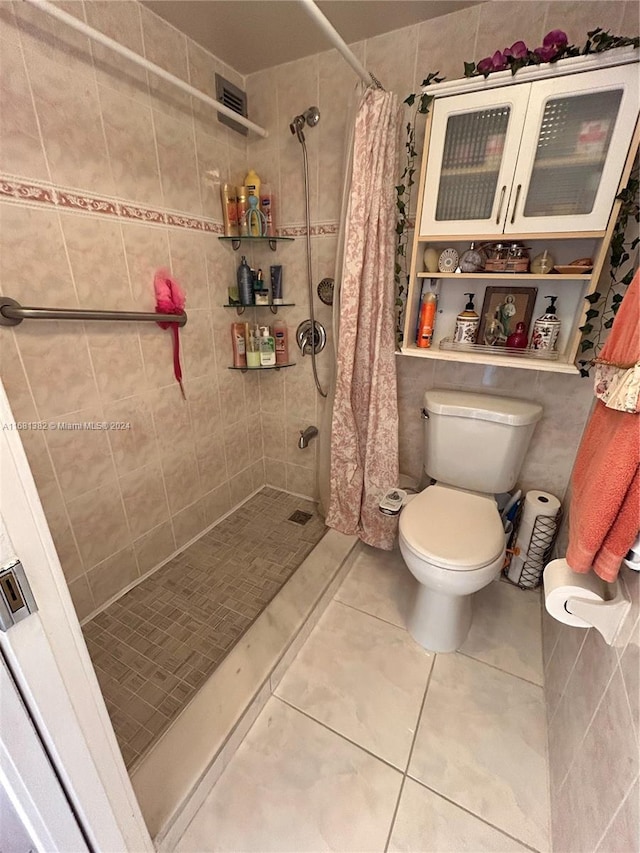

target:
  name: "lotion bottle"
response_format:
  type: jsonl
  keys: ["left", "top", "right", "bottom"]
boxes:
{"left": 531, "top": 295, "right": 561, "bottom": 351}
{"left": 272, "top": 319, "right": 289, "bottom": 365}
{"left": 453, "top": 293, "right": 479, "bottom": 344}
{"left": 259, "top": 184, "right": 275, "bottom": 237}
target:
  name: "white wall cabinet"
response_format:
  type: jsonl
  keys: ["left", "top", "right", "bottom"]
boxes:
{"left": 404, "top": 52, "right": 640, "bottom": 375}
{"left": 419, "top": 62, "right": 639, "bottom": 238}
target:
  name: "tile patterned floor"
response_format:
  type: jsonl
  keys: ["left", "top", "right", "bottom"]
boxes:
{"left": 176, "top": 544, "right": 550, "bottom": 853}
{"left": 82, "top": 488, "right": 326, "bottom": 768}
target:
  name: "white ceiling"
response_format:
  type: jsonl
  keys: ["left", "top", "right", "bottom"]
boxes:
{"left": 143, "top": 1, "right": 480, "bottom": 75}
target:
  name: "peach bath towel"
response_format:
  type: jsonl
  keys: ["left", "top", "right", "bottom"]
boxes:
{"left": 567, "top": 269, "right": 640, "bottom": 582}
{"left": 566, "top": 401, "right": 639, "bottom": 582}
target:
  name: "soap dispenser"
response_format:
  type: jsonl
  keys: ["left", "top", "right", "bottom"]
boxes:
{"left": 531, "top": 295, "right": 561, "bottom": 352}
{"left": 453, "top": 293, "right": 480, "bottom": 344}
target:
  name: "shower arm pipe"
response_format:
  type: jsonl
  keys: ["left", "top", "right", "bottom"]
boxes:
{"left": 23, "top": 0, "right": 269, "bottom": 139}
{"left": 297, "top": 0, "right": 376, "bottom": 87}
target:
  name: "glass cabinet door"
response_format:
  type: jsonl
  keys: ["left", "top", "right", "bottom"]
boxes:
{"left": 419, "top": 86, "right": 530, "bottom": 237}
{"left": 507, "top": 64, "right": 639, "bottom": 234}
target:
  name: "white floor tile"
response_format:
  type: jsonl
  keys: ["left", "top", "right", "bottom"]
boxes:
{"left": 388, "top": 778, "right": 529, "bottom": 852}
{"left": 275, "top": 600, "right": 433, "bottom": 769}
{"left": 335, "top": 544, "right": 417, "bottom": 629}
{"left": 460, "top": 579, "right": 544, "bottom": 685}
{"left": 409, "top": 654, "right": 549, "bottom": 851}
{"left": 175, "top": 697, "right": 402, "bottom": 853}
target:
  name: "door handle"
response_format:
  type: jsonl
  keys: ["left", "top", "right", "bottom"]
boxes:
{"left": 510, "top": 184, "right": 522, "bottom": 225}
{"left": 496, "top": 185, "right": 506, "bottom": 225}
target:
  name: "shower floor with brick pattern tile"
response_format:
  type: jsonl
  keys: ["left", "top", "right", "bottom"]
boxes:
{"left": 82, "top": 488, "right": 326, "bottom": 769}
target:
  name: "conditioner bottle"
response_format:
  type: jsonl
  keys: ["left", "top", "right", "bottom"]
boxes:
{"left": 416, "top": 291, "right": 437, "bottom": 349}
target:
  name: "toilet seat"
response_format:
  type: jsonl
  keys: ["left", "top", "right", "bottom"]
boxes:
{"left": 399, "top": 485, "right": 505, "bottom": 571}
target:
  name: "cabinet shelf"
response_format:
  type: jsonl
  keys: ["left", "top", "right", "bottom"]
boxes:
{"left": 399, "top": 343, "right": 578, "bottom": 374}
{"left": 416, "top": 272, "right": 591, "bottom": 281}
{"left": 219, "top": 236, "right": 294, "bottom": 251}
{"left": 439, "top": 154, "right": 605, "bottom": 178}
{"left": 228, "top": 362, "right": 296, "bottom": 372}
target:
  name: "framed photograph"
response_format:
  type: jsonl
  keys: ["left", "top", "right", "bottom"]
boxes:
{"left": 477, "top": 286, "right": 538, "bottom": 347}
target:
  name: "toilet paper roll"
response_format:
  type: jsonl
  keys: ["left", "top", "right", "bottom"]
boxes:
{"left": 508, "top": 490, "right": 561, "bottom": 585}
{"left": 543, "top": 558, "right": 607, "bottom": 627}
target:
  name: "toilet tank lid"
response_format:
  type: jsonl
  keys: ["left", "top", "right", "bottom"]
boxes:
{"left": 423, "top": 390, "right": 542, "bottom": 426}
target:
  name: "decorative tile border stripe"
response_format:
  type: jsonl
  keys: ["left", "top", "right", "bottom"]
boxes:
{"left": 0, "top": 174, "right": 342, "bottom": 238}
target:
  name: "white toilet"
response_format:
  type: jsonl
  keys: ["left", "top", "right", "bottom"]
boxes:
{"left": 399, "top": 389, "right": 542, "bottom": 653}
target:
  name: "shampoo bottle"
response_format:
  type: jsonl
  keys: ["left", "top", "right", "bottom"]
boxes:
{"left": 245, "top": 169, "right": 261, "bottom": 201}
{"left": 272, "top": 319, "right": 289, "bottom": 365}
{"left": 259, "top": 184, "right": 275, "bottom": 237}
{"left": 453, "top": 293, "right": 479, "bottom": 344}
{"left": 231, "top": 322, "right": 247, "bottom": 368}
{"left": 220, "top": 183, "right": 238, "bottom": 237}
{"left": 237, "top": 255, "right": 253, "bottom": 306}
{"left": 416, "top": 291, "right": 437, "bottom": 349}
{"left": 236, "top": 186, "right": 249, "bottom": 236}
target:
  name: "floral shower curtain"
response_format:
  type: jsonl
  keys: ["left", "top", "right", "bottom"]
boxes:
{"left": 326, "top": 87, "right": 401, "bottom": 550}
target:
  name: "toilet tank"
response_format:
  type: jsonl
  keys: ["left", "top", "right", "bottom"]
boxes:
{"left": 423, "top": 390, "right": 542, "bottom": 494}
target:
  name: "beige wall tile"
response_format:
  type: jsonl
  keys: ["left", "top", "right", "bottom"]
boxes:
{"left": 201, "top": 482, "right": 232, "bottom": 528}
{"left": 24, "top": 46, "right": 115, "bottom": 195}
{"left": 286, "top": 462, "right": 317, "bottom": 500}
{"left": 264, "top": 457, "right": 287, "bottom": 491}
{"left": 181, "top": 309, "right": 216, "bottom": 380}
{"left": 99, "top": 84, "right": 163, "bottom": 207}
{"left": 87, "top": 327, "right": 148, "bottom": 405}
{"left": 66, "top": 481, "right": 130, "bottom": 569}
{"left": 0, "top": 205, "right": 76, "bottom": 307}
{"left": 105, "top": 394, "right": 158, "bottom": 476}
{"left": 85, "top": 1, "right": 149, "bottom": 105}
{"left": 187, "top": 375, "right": 222, "bottom": 442}
{"left": 68, "top": 574, "right": 95, "bottom": 622}
{"left": 228, "top": 467, "right": 254, "bottom": 507}
{"left": 542, "top": 2, "right": 626, "bottom": 47}
{"left": 160, "top": 444, "right": 202, "bottom": 514}
{"left": 168, "top": 230, "right": 209, "bottom": 309}
{"left": 553, "top": 667, "right": 639, "bottom": 852}
{"left": 194, "top": 123, "right": 231, "bottom": 220}
{"left": 87, "top": 545, "right": 139, "bottom": 610}
{"left": 475, "top": 1, "right": 547, "bottom": 62}
{"left": 415, "top": 6, "right": 481, "bottom": 86}
{"left": 223, "top": 419, "right": 251, "bottom": 478}
{"left": 153, "top": 109, "right": 201, "bottom": 214}
{"left": 120, "top": 461, "right": 170, "bottom": 540}
{"left": 171, "top": 499, "right": 206, "bottom": 550}
{"left": 0, "top": 34, "right": 49, "bottom": 180}
{"left": 47, "top": 509, "right": 84, "bottom": 583}
{"left": 195, "top": 429, "right": 228, "bottom": 494}
{"left": 121, "top": 224, "right": 171, "bottom": 311}
{"left": 133, "top": 519, "right": 176, "bottom": 576}
{"left": 16, "top": 323, "right": 100, "bottom": 420}
{"left": 364, "top": 25, "right": 417, "bottom": 102}
{"left": 17, "top": 429, "right": 64, "bottom": 522}
{"left": 596, "top": 775, "right": 639, "bottom": 853}
{"left": 150, "top": 383, "right": 194, "bottom": 455}
{"left": 46, "top": 407, "right": 117, "bottom": 502}
{"left": 140, "top": 4, "right": 191, "bottom": 120}
{"left": 0, "top": 329, "right": 39, "bottom": 424}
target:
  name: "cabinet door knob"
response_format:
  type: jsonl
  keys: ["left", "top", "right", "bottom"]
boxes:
{"left": 510, "top": 184, "right": 522, "bottom": 225}
{"left": 496, "top": 185, "right": 507, "bottom": 225}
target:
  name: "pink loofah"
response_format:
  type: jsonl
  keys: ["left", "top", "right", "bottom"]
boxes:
{"left": 154, "top": 269, "right": 186, "bottom": 398}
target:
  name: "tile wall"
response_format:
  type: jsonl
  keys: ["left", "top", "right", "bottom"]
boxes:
{"left": 543, "top": 565, "right": 639, "bottom": 852}
{"left": 0, "top": 0, "right": 258, "bottom": 620}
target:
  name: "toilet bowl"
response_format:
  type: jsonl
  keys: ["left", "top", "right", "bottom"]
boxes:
{"left": 399, "top": 484, "right": 506, "bottom": 652}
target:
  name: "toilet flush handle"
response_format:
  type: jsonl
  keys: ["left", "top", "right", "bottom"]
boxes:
{"left": 421, "top": 408, "right": 429, "bottom": 419}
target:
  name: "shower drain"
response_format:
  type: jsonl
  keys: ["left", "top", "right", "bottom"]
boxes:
{"left": 288, "top": 510, "right": 313, "bottom": 525}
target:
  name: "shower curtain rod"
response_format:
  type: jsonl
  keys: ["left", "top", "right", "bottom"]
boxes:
{"left": 23, "top": 0, "right": 269, "bottom": 139}
{"left": 297, "top": 0, "right": 381, "bottom": 88}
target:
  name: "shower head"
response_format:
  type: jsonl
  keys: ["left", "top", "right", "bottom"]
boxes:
{"left": 290, "top": 107, "right": 320, "bottom": 143}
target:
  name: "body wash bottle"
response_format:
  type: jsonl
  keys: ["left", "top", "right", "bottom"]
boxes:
{"left": 259, "top": 326, "right": 276, "bottom": 366}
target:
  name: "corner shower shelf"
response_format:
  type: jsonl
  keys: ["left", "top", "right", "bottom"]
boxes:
{"left": 228, "top": 362, "right": 296, "bottom": 372}
{"left": 223, "top": 303, "right": 295, "bottom": 315}
{"left": 219, "top": 236, "right": 294, "bottom": 251}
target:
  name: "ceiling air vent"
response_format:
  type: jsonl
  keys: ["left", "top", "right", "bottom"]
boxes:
{"left": 215, "top": 73, "right": 248, "bottom": 136}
